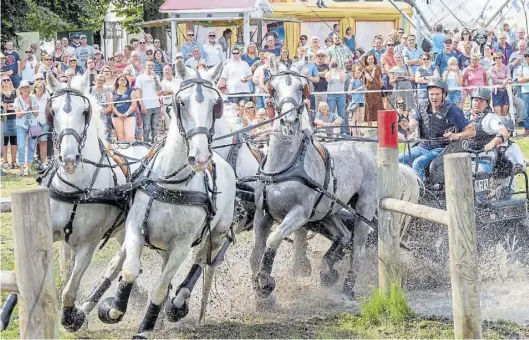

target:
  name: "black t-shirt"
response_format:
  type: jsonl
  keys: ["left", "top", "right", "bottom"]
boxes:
{"left": 1, "top": 91, "right": 16, "bottom": 120}
{"left": 314, "top": 63, "right": 329, "bottom": 92}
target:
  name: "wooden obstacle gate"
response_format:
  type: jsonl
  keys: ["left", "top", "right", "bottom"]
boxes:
{"left": 376, "top": 110, "right": 482, "bottom": 339}
{"left": 0, "top": 188, "right": 59, "bottom": 339}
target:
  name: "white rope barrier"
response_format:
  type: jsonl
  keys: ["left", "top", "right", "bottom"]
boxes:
{"left": 1, "top": 83, "right": 525, "bottom": 117}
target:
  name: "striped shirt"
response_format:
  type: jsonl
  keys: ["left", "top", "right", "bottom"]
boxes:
{"left": 326, "top": 44, "right": 353, "bottom": 69}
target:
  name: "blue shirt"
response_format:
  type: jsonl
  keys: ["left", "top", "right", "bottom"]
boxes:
{"left": 343, "top": 36, "right": 356, "bottom": 53}
{"left": 403, "top": 46, "right": 424, "bottom": 74}
{"left": 435, "top": 51, "right": 459, "bottom": 75}
{"left": 182, "top": 42, "right": 205, "bottom": 61}
{"left": 306, "top": 62, "right": 318, "bottom": 92}
{"left": 2, "top": 51, "right": 20, "bottom": 74}
{"left": 241, "top": 54, "right": 259, "bottom": 67}
{"left": 351, "top": 79, "right": 365, "bottom": 104}
{"left": 263, "top": 46, "right": 281, "bottom": 57}
{"left": 431, "top": 33, "right": 446, "bottom": 55}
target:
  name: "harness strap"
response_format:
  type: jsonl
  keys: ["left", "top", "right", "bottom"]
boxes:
{"left": 141, "top": 196, "right": 162, "bottom": 251}
{"left": 64, "top": 203, "right": 78, "bottom": 243}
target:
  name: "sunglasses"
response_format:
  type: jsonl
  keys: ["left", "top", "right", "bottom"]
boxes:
{"left": 209, "top": 35, "right": 216, "bottom": 38}
{"left": 445, "top": 41, "right": 452, "bottom": 44}
{"left": 188, "top": 34, "right": 195, "bottom": 37}
{"left": 139, "top": 42, "right": 146, "bottom": 44}
{"left": 422, "top": 58, "right": 430, "bottom": 60}
{"left": 70, "top": 60, "right": 77, "bottom": 62}
{"left": 146, "top": 51, "right": 153, "bottom": 54}
{"left": 1, "top": 79, "right": 11, "bottom": 82}
{"left": 232, "top": 52, "right": 239, "bottom": 55}
{"left": 300, "top": 37, "right": 307, "bottom": 40}
{"left": 247, "top": 106, "right": 255, "bottom": 109}
{"left": 494, "top": 57, "right": 503, "bottom": 60}
{"left": 386, "top": 44, "right": 394, "bottom": 47}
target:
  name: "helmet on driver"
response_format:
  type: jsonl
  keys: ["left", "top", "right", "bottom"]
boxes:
{"left": 470, "top": 88, "right": 491, "bottom": 103}
{"left": 426, "top": 79, "right": 449, "bottom": 94}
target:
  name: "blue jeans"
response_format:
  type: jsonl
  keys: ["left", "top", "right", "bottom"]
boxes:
{"left": 398, "top": 144, "right": 444, "bottom": 181}
{"left": 143, "top": 108, "right": 160, "bottom": 143}
{"left": 16, "top": 126, "right": 36, "bottom": 165}
{"left": 521, "top": 92, "right": 529, "bottom": 131}
{"left": 327, "top": 94, "right": 347, "bottom": 134}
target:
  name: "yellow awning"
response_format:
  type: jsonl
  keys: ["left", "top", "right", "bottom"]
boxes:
{"left": 269, "top": 2, "right": 413, "bottom": 21}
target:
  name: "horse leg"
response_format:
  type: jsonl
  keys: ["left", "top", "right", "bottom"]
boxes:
{"left": 0, "top": 293, "right": 17, "bottom": 331}
{"left": 343, "top": 197, "right": 375, "bottom": 300}
{"left": 134, "top": 241, "right": 191, "bottom": 339}
{"left": 255, "top": 206, "right": 308, "bottom": 299}
{"left": 98, "top": 220, "right": 143, "bottom": 324}
{"left": 291, "top": 228, "right": 312, "bottom": 277}
{"left": 61, "top": 241, "right": 98, "bottom": 332}
{"left": 80, "top": 246, "right": 126, "bottom": 316}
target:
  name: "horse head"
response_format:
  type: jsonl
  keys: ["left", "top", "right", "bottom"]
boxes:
{"left": 173, "top": 60, "right": 223, "bottom": 172}
{"left": 46, "top": 70, "right": 94, "bottom": 174}
{"left": 267, "top": 57, "right": 311, "bottom": 136}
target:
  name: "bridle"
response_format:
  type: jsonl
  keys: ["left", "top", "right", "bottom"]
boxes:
{"left": 267, "top": 70, "right": 309, "bottom": 117}
{"left": 45, "top": 88, "right": 92, "bottom": 155}
{"left": 172, "top": 72, "right": 223, "bottom": 154}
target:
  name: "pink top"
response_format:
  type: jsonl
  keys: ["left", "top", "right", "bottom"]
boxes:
{"left": 489, "top": 64, "right": 510, "bottom": 86}
{"left": 463, "top": 65, "right": 486, "bottom": 87}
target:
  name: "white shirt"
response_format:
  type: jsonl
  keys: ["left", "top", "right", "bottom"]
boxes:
{"left": 135, "top": 73, "right": 161, "bottom": 109}
{"left": 160, "top": 78, "right": 181, "bottom": 106}
{"left": 220, "top": 60, "right": 252, "bottom": 95}
{"left": 202, "top": 43, "right": 224, "bottom": 66}
{"left": 35, "top": 93, "right": 50, "bottom": 125}
{"left": 517, "top": 63, "right": 529, "bottom": 94}
{"left": 21, "top": 58, "right": 38, "bottom": 82}
{"left": 185, "top": 57, "right": 206, "bottom": 69}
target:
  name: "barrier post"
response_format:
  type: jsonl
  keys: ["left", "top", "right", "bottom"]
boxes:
{"left": 444, "top": 153, "right": 482, "bottom": 339}
{"left": 377, "top": 110, "right": 401, "bottom": 293}
{"left": 11, "top": 188, "right": 59, "bottom": 339}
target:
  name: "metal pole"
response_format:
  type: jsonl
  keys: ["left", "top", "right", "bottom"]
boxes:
{"left": 415, "top": 8, "right": 422, "bottom": 46}
{"left": 387, "top": 0, "right": 432, "bottom": 44}
{"left": 472, "top": 0, "right": 492, "bottom": 28}
{"left": 402, "top": 0, "right": 433, "bottom": 32}
{"left": 438, "top": 0, "right": 470, "bottom": 28}
{"left": 171, "top": 16, "right": 177, "bottom": 61}
{"left": 484, "top": 0, "right": 511, "bottom": 28}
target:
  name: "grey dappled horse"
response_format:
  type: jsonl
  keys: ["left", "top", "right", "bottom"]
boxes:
{"left": 250, "top": 58, "right": 379, "bottom": 305}
{"left": 97, "top": 61, "right": 236, "bottom": 339}
{"left": 42, "top": 71, "right": 150, "bottom": 331}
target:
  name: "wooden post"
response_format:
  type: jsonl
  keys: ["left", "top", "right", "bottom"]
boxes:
{"left": 11, "top": 188, "right": 58, "bottom": 339}
{"left": 377, "top": 110, "right": 402, "bottom": 293}
{"left": 444, "top": 154, "right": 482, "bottom": 339}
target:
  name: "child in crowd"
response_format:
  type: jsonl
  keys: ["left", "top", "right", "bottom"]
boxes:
{"left": 348, "top": 66, "right": 366, "bottom": 136}
{"left": 442, "top": 56, "right": 463, "bottom": 108}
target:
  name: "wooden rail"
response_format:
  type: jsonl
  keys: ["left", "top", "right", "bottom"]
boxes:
{"left": 377, "top": 111, "right": 482, "bottom": 339}
{"left": 1, "top": 188, "right": 59, "bottom": 339}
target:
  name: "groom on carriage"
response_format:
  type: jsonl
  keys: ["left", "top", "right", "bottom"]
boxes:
{"left": 398, "top": 79, "right": 476, "bottom": 180}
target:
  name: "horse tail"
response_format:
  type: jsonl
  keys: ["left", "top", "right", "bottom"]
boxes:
{"left": 397, "top": 163, "right": 422, "bottom": 239}
{"left": 199, "top": 264, "right": 216, "bottom": 325}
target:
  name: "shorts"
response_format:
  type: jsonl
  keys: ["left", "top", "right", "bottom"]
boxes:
{"left": 492, "top": 89, "right": 509, "bottom": 107}
{"left": 447, "top": 90, "right": 461, "bottom": 104}
{"left": 38, "top": 123, "right": 50, "bottom": 142}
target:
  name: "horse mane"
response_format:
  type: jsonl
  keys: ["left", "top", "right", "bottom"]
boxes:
{"left": 68, "top": 74, "right": 107, "bottom": 146}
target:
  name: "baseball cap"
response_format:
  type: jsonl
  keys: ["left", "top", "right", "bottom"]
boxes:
{"left": 80, "top": 34, "right": 87, "bottom": 39}
{"left": 444, "top": 38, "right": 453, "bottom": 43}
{"left": 175, "top": 52, "right": 184, "bottom": 59}
{"left": 231, "top": 47, "right": 240, "bottom": 54}
{"left": 72, "top": 34, "right": 80, "bottom": 39}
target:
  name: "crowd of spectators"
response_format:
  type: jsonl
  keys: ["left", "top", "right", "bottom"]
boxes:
{"left": 1, "top": 22, "right": 528, "bottom": 177}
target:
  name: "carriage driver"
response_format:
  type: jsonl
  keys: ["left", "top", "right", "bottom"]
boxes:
{"left": 398, "top": 79, "right": 476, "bottom": 180}
{"left": 465, "top": 88, "right": 526, "bottom": 174}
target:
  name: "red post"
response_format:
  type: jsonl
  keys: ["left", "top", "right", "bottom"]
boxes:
{"left": 378, "top": 110, "right": 398, "bottom": 148}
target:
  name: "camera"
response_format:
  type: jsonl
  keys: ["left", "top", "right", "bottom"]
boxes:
{"left": 331, "top": 62, "right": 338, "bottom": 68}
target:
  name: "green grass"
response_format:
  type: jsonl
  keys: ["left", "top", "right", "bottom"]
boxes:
{"left": 359, "top": 283, "right": 413, "bottom": 327}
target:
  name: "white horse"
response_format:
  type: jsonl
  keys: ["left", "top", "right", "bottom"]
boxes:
{"left": 97, "top": 61, "right": 236, "bottom": 339}
{"left": 42, "top": 71, "right": 150, "bottom": 331}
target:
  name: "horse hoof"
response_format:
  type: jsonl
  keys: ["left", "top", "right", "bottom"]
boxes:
{"left": 132, "top": 334, "right": 148, "bottom": 339}
{"left": 320, "top": 269, "right": 339, "bottom": 287}
{"left": 291, "top": 257, "right": 312, "bottom": 277}
{"left": 165, "top": 299, "right": 189, "bottom": 323}
{"left": 98, "top": 297, "right": 123, "bottom": 324}
{"left": 61, "top": 306, "right": 86, "bottom": 333}
{"left": 255, "top": 273, "right": 276, "bottom": 299}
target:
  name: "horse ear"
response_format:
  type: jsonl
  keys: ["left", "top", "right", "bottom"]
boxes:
{"left": 81, "top": 69, "right": 91, "bottom": 93}
{"left": 175, "top": 59, "right": 190, "bottom": 80}
{"left": 47, "top": 72, "right": 61, "bottom": 93}
{"left": 206, "top": 61, "right": 223, "bottom": 83}
{"left": 269, "top": 56, "right": 279, "bottom": 75}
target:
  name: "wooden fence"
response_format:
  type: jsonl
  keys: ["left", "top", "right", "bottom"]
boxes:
{"left": 0, "top": 188, "right": 59, "bottom": 339}
{"left": 377, "top": 111, "right": 482, "bottom": 339}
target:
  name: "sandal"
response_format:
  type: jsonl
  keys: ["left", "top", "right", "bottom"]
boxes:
{"left": 11, "top": 163, "right": 20, "bottom": 169}
{"left": 2, "top": 162, "right": 11, "bottom": 170}
{"left": 18, "top": 168, "right": 25, "bottom": 176}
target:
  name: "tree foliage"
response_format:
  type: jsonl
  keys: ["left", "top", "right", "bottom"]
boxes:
{"left": 2, "top": 0, "right": 111, "bottom": 44}
{"left": 111, "top": 0, "right": 167, "bottom": 34}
